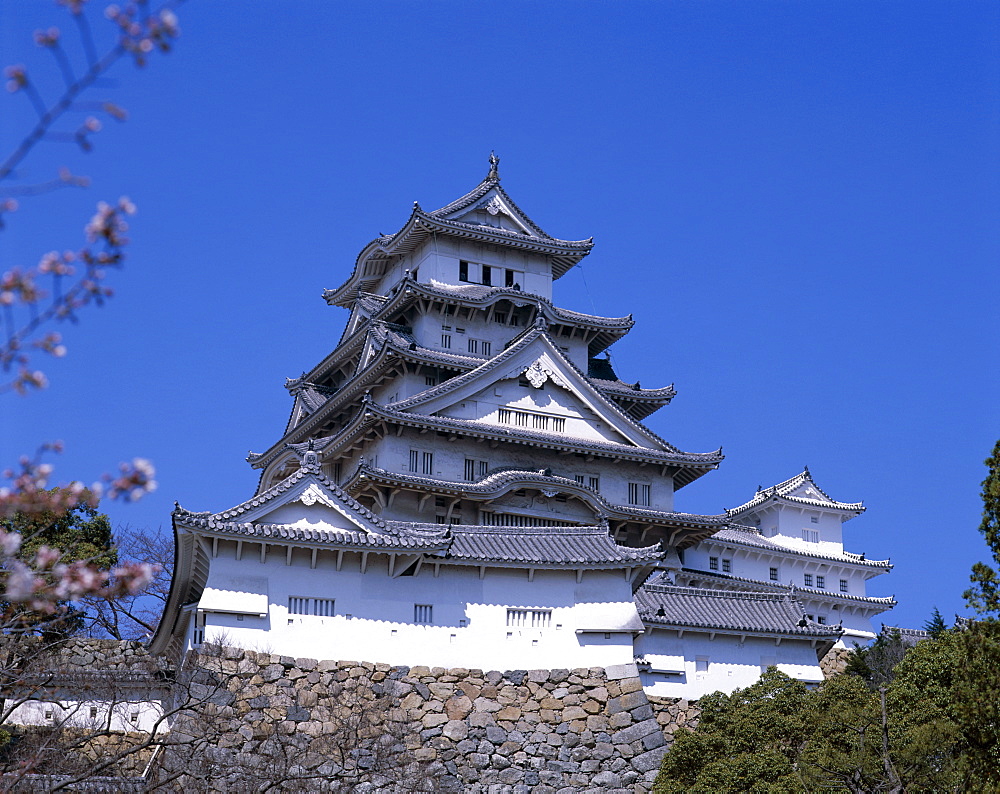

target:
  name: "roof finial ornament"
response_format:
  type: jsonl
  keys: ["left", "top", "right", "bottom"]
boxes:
{"left": 488, "top": 150, "right": 500, "bottom": 181}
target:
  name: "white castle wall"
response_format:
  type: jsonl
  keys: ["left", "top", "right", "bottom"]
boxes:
{"left": 635, "top": 629, "right": 827, "bottom": 699}
{"left": 194, "top": 542, "right": 642, "bottom": 672}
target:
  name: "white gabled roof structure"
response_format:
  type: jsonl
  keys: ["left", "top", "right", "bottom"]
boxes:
{"left": 727, "top": 468, "right": 865, "bottom": 519}
{"left": 324, "top": 156, "right": 594, "bottom": 307}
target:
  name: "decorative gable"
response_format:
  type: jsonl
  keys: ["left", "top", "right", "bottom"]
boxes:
{"left": 395, "top": 330, "right": 675, "bottom": 451}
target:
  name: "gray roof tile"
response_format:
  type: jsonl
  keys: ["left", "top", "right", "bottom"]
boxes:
{"left": 636, "top": 583, "right": 843, "bottom": 638}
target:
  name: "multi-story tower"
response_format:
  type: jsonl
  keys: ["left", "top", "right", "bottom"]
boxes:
{"left": 677, "top": 470, "right": 895, "bottom": 644}
{"left": 152, "top": 157, "right": 885, "bottom": 695}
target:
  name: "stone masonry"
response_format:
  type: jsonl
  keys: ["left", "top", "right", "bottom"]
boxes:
{"left": 163, "top": 648, "right": 702, "bottom": 793}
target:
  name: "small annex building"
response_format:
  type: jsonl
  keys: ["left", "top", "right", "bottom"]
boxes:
{"left": 151, "top": 156, "right": 893, "bottom": 697}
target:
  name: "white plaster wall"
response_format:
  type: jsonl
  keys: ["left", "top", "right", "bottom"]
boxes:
{"left": 6, "top": 697, "right": 164, "bottom": 732}
{"left": 407, "top": 238, "right": 554, "bottom": 301}
{"left": 192, "top": 543, "right": 640, "bottom": 671}
{"left": 361, "top": 428, "right": 674, "bottom": 519}
{"left": 635, "top": 629, "right": 826, "bottom": 699}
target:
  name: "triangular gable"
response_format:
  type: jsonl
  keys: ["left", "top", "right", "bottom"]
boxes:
{"left": 441, "top": 186, "right": 539, "bottom": 238}
{"left": 211, "top": 458, "right": 389, "bottom": 536}
{"left": 393, "top": 330, "right": 673, "bottom": 451}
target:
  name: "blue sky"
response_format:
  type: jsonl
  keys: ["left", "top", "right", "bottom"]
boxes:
{"left": 2, "top": 1, "right": 998, "bottom": 632}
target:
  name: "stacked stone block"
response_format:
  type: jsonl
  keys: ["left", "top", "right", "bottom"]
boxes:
{"left": 165, "top": 650, "right": 697, "bottom": 793}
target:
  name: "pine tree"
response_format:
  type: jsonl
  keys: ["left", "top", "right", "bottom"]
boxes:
{"left": 965, "top": 439, "right": 1000, "bottom": 615}
{"left": 923, "top": 607, "right": 947, "bottom": 638}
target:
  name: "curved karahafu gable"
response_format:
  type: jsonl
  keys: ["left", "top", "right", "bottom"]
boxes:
{"left": 323, "top": 159, "right": 594, "bottom": 308}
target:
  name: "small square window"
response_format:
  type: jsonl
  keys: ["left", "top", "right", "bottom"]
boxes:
{"left": 817, "top": 616, "right": 827, "bottom": 625}
{"left": 695, "top": 657, "right": 709, "bottom": 673}
{"left": 810, "top": 516, "right": 819, "bottom": 524}
{"left": 709, "top": 556, "right": 719, "bottom": 571}
{"left": 414, "top": 604, "right": 433, "bottom": 625}
{"left": 769, "top": 567, "right": 779, "bottom": 581}
{"left": 721, "top": 559, "right": 732, "bottom": 573}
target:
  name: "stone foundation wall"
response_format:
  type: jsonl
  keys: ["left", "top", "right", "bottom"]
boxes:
{"left": 820, "top": 646, "right": 852, "bottom": 678}
{"left": 163, "top": 649, "right": 704, "bottom": 793}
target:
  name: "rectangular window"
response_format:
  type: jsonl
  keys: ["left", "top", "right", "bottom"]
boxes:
{"left": 506, "top": 608, "right": 552, "bottom": 628}
{"left": 769, "top": 567, "right": 779, "bottom": 581}
{"left": 408, "top": 450, "right": 433, "bottom": 475}
{"left": 505, "top": 269, "right": 523, "bottom": 288}
{"left": 459, "top": 261, "right": 469, "bottom": 282}
{"left": 288, "top": 597, "right": 335, "bottom": 617}
{"left": 804, "top": 574, "right": 814, "bottom": 587}
{"left": 817, "top": 616, "right": 827, "bottom": 625}
{"left": 574, "top": 474, "right": 585, "bottom": 485}
{"left": 588, "top": 476, "right": 600, "bottom": 492}
{"left": 840, "top": 579, "right": 849, "bottom": 593}
{"left": 441, "top": 333, "right": 451, "bottom": 350}
{"left": 468, "top": 338, "right": 478, "bottom": 354}
{"left": 628, "top": 482, "right": 651, "bottom": 506}
{"left": 760, "top": 655, "right": 776, "bottom": 672}
{"left": 465, "top": 459, "right": 488, "bottom": 481}
{"left": 466, "top": 338, "right": 491, "bottom": 356}
{"left": 493, "top": 312, "right": 508, "bottom": 325}
{"left": 816, "top": 575, "right": 826, "bottom": 589}
{"left": 709, "top": 556, "right": 719, "bottom": 571}
{"left": 425, "top": 375, "right": 437, "bottom": 387}
{"left": 414, "top": 604, "right": 433, "bottom": 625}
{"left": 481, "top": 265, "right": 492, "bottom": 286}
{"left": 722, "top": 559, "right": 732, "bottom": 573}
{"left": 810, "top": 516, "right": 819, "bottom": 524}
{"left": 802, "top": 529, "right": 819, "bottom": 543}
{"left": 695, "top": 657, "right": 709, "bottom": 673}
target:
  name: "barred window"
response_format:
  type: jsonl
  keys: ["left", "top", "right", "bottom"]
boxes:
{"left": 721, "top": 559, "right": 732, "bottom": 573}
{"left": 770, "top": 567, "right": 779, "bottom": 581}
{"left": 441, "top": 333, "right": 452, "bottom": 350}
{"left": 628, "top": 482, "right": 651, "bottom": 506}
{"left": 288, "top": 597, "right": 335, "bottom": 617}
{"left": 816, "top": 575, "right": 825, "bottom": 589}
{"left": 409, "top": 450, "right": 433, "bottom": 475}
{"left": 464, "top": 459, "right": 488, "bottom": 481}
{"left": 709, "top": 556, "right": 719, "bottom": 571}
{"left": 414, "top": 604, "right": 433, "bottom": 625}
{"left": 840, "top": 579, "right": 849, "bottom": 593}
{"left": 804, "top": 574, "right": 814, "bottom": 587}
{"left": 497, "top": 408, "right": 564, "bottom": 433}
{"left": 507, "top": 608, "right": 552, "bottom": 628}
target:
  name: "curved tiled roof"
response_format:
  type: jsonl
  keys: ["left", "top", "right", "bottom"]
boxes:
{"left": 635, "top": 583, "right": 844, "bottom": 638}
{"left": 186, "top": 458, "right": 388, "bottom": 530}
{"left": 347, "top": 463, "right": 727, "bottom": 533}
{"left": 372, "top": 401, "right": 724, "bottom": 473}
{"left": 727, "top": 469, "right": 864, "bottom": 516}
{"left": 672, "top": 569, "right": 897, "bottom": 608}
{"left": 383, "top": 523, "right": 663, "bottom": 567}
{"left": 173, "top": 515, "right": 450, "bottom": 551}
{"left": 324, "top": 171, "right": 594, "bottom": 307}
{"left": 707, "top": 526, "right": 892, "bottom": 569}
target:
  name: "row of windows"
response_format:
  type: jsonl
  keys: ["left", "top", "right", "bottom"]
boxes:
{"left": 574, "top": 474, "right": 601, "bottom": 492}
{"left": 497, "top": 408, "right": 566, "bottom": 433}
{"left": 709, "top": 557, "right": 732, "bottom": 573}
{"left": 459, "top": 260, "right": 524, "bottom": 290}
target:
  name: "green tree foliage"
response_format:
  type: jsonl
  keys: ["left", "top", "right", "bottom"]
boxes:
{"left": 843, "top": 628, "right": 908, "bottom": 689}
{"left": 923, "top": 607, "right": 947, "bottom": 638}
{"left": 1, "top": 488, "right": 116, "bottom": 635}
{"left": 966, "top": 438, "right": 1000, "bottom": 615}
